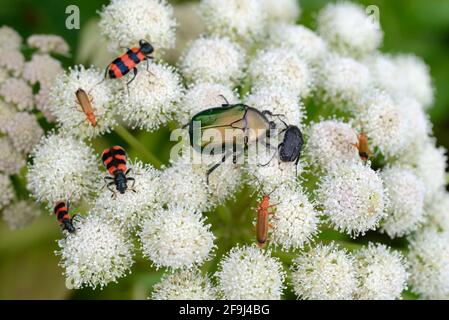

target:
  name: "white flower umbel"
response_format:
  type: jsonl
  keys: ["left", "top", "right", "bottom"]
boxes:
{"left": 317, "top": 1, "right": 383, "bottom": 57}
{"left": 245, "top": 85, "right": 305, "bottom": 127}
{"left": 179, "top": 37, "right": 245, "bottom": 86}
{"left": 23, "top": 54, "right": 63, "bottom": 86}
{"left": 249, "top": 48, "right": 313, "bottom": 98}
{"left": 93, "top": 161, "right": 160, "bottom": 230}
{"left": 0, "top": 49, "right": 24, "bottom": 77}
{"left": 35, "top": 85, "right": 55, "bottom": 122}
{"left": 199, "top": 0, "right": 266, "bottom": 43}
{"left": 98, "top": 0, "right": 177, "bottom": 53}
{"left": 27, "top": 133, "right": 100, "bottom": 205}
{"left": 408, "top": 229, "right": 449, "bottom": 299}
{"left": 354, "top": 243, "right": 408, "bottom": 300}
{"left": 268, "top": 184, "right": 319, "bottom": 250}
{"left": 0, "top": 26, "right": 22, "bottom": 50}
{"left": 139, "top": 207, "right": 215, "bottom": 269}
{"left": 151, "top": 269, "right": 217, "bottom": 300}
{"left": 266, "top": 24, "right": 327, "bottom": 66}
{"left": 5, "top": 112, "right": 43, "bottom": 154}
{"left": 27, "top": 35, "right": 69, "bottom": 55}
{"left": 291, "top": 243, "right": 357, "bottom": 300}
{"left": 57, "top": 214, "right": 134, "bottom": 290}
{"left": 49, "top": 65, "right": 117, "bottom": 139}
{"left": 316, "top": 161, "right": 386, "bottom": 237}
{"left": 158, "top": 159, "right": 210, "bottom": 212}
{"left": 397, "top": 97, "right": 430, "bottom": 144}
{"left": 0, "top": 174, "right": 13, "bottom": 210}
{"left": 0, "top": 77, "right": 33, "bottom": 111}
{"left": 0, "top": 100, "right": 15, "bottom": 132}
{"left": 366, "top": 53, "right": 434, "bottom": 108}
{"left": 0, "top": 137, "right": 25, "bottom": 174}
{"left": 425, "top": 190, "right": 449, "bottom": 232}
{"left": 176, "top": 82, "right": 239, "bottom": 124}
{"left": 394, "top": 54, "right": 434, "bottom": 108}
{"left": 357, "top": 91, "right": 410, "bottom": 158}
{"left": 216, "top": 246, "right": 285, "bottom": 300}
{"left": 261, "top": 0, "right": 301, "bottom": 25}
{"left": 304, "top": 119, "right": 359, "bottom": 171}
{"left": 399, "top": 141, "right": 447, "bottom": 203}
{"left": 2, "top": 200, "right": 41, "bottom": 230}
{"left": 115, "top": 63, "right": 183, "bottom": 131}
{"left": 381, "top": 167, "right": 425, "bottom": 238}
{"left": 318, "top": 54, "right": 371, "bottom": 107}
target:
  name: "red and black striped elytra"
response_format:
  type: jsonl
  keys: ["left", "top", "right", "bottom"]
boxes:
{"left": 105, "top": 39, "right": 154, "bottom": 86}
{"left": 102, "top": 146, "right": 135, "bottom": 195}
{"left": 54, "top": 201, "right": 76, "bottom": 233}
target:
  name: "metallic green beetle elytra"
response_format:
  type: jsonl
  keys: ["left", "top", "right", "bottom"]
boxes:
{"left": 187, "top": 101, "right": 277, "bottom": 183}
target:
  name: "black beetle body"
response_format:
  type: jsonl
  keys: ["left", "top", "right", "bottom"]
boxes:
{"left": 279, "top": 125, "right": 303, "bottom": 168}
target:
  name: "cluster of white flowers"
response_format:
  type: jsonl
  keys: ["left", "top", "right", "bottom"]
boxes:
{"left": 3, "top": 0, "right": 448, "bottom": 300}
{"left": 0, "top": 27, "right": 67, "bottom": 229}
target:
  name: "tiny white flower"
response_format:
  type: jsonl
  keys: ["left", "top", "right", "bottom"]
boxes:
{"left": 5, "top": 112, "right": 43, "bottom": 154}
{"left": 199, "top": 0, "right": 266, "bottom": 43}
{"left": 304, "top": 119, "right": 359, "bottom": 171}
{"left": 2, "top": 200, "right": 41, "bottom": 230}
{"left": 57, "top": 214, "right": 134, "bottom": 289}
{"left": 381, "top": 167, "right": 425, "bottom": 238}
{"left": 316, "top": 161, "right": 386, "bottom": 237}
{"left": 291, "top": 242, "right": 357, "bottom": 300}
{"left": 424, "top": 190, "right": 449, "bottom": 232}
{"left": 115, "top": 62, "right": 183, "bottom": 131}
{"left": 22, "top": 54, "right": 64, "bottom": 86}
{"left": 27, "top": 35, "right": 69, "bottom": 55}
{"left": 0, "top": 77, "right": 33, "bottom": 111}
{"left": 317, "top": 1, "right": 383, "bottom": 57}
{"left": 98, "top": 0, "right": 177, "bottom": 53}
{"left": 27, "top": 133, "right": 100, "bottom": 205}
{"left": 266, "top": 24, "right": 327, "bottom": 66}
{"left": 0, "top": 100, "right": 16, "bottom": 132}
{"left": 139, "top": 207, "right": 215, "bottom": 269}
{"left": 268, "top": 184, "right": 319, "bottom": 250}
{"left": 356, "top": 91, "right": 410, "bottom": 158}
{"left": 151, "top": 269, "right": 217, "bottom": 300}
{"left": 318, "top": 54, "right": 371, "bottom": 107}
{"left": 245, "top": 85, "right": 305, "bottom": 127}
{"left": 0, "top": 174, "right": 14, "bottom": 210}
{"left": 0, "top": 26, "right": 22, "bottom": 50}
{"left": 216, "top": 246, "right": 285, "bottom": 300}
{"left": 180, "top": 37, "right": 245, "bottom": 86}
{"left": 93, "top": 161, "right": 160, "bottom": 230}
{"left": 408, "top": 229, "right": 449, "bottom": 299}
{"left": 176, "top": 82, "right": 239, "bottom": 124}
{"left": 158, "top": 159, "right": 211, "bottom": 212}
{"left": 261, "top": 0, "right": 301, "bottom": 25}
{"left": 49, "top": 65, "right": 117, "bottom": 139}
{"left": 354, "top": 243, "right": 408, "bottom": 300}
{"left": 0, "top": 137, "right": 25, "bottom": 175}
{"left": 249, "top": 48, "right": 313, "bottom": 98}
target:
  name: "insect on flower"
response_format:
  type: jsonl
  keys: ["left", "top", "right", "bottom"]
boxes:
{"left": 187, "top": 96, "right": 281, "bottom": 184}
{"left": 256, "top": 192, "right": 277, "bottom": 248}
{"left": 102, "top": 146, "right": 135, "bottom": 196}
{"left": 105, "top": 39, "right": 154, "bottom": 86}
{"left": 260, "top": 121, "right": 304, "bottom": 175}
{"left": 54, "top": 200, "right": 76, "bottom": 233}
{"left": 352, "top": 132, "right": 373, "bottom": 162}
{"left": 75, "top": 88, "right": 97, "bottom": 127}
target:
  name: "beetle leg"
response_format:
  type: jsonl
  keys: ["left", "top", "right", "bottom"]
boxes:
{"left": 145, "top": 56, "right": 155, "bottom": 76}
{"left": 294, "top": 154, "right": 300, "bottom": 176}
{"left": 127, "top": 67, "right": 138, "bottom": 87}
{"left": 206, "top": 149, "right": 232, "bottom": 184}
{"left": 127, "top": 177, "right": 136, "bottom": 189}
{"left": 258, "top": 149, "right": 278, "bottom": 167}
{"left": 218, "top": 94, "right": 230, "bottom": 106}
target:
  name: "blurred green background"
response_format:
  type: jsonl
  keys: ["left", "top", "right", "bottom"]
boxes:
{"left": 0, "top": 0, "right": 448, "bottom": 299}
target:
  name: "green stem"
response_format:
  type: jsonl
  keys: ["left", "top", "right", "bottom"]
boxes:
{"left": 114, "top": 124, "right": 163, "bottom": 168}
